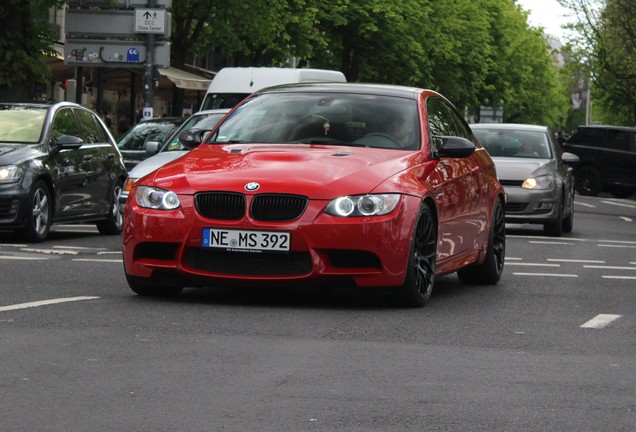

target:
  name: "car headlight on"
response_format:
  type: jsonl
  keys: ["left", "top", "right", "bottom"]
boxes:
{"left": 325, "top": 194, "right": 401, "bottom": 217}
{"left": 0, "top": 165, "right": 23, "bottom": 183}
{"left": 522, "top": 175, "right": 554, "bottom": 190}
{"left": 135, "top": 186, "right": 180, "bottom": 210}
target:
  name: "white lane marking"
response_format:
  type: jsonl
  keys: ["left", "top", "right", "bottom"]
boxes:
{"left": 21, "top": 248, "right": 78, "bottom": 255}
{"left": 529, "top": 241, "right": 575, "bottom": 245}
{"left": 505, "top": 257, "right": 522, "bottom": 261}
{"left": 0, "top": 296, "right": 100, "bottom": 312}
{"left": 512, "top": 272, "right": 578, "bottom": 277}
{"left": 619, "top": 216, "right": 633, "bottom": 222}
{"left": 575, "top": 202, "right": 595, "bottom": 208}
{"left": 602, "top": 275, "right": 636, "bottom": 280}
{"left": 584, "top": 265, "right": 636, "bottom": 270}
{"left": 97, "top": 251, "right": 122, "bottom": 255}
{"left": 598, "top": 240, "right": 636, "bottom": 244}
{"left": 598, "top": 244, "right": 636, "bottom": 249}
{"left": 508, "top": 235, "right": 586, "bottom": 241}
{"left": 0, "top": 255, "right": 49, "bottom": 261}
{"left": 547, "top": 259, "right": 605, "bottom": 263}
{"left": 580, "top": 314, "right": 622, "bottom": 329}
{"left": 601, "top": 200, "right": 636, "bottom": 209}
{"left": 0, "top": 243, "right": 28, "bottom": 247}
{"left": 507, "top": 262, "right": 561, "bottom": 267}
{"left": 72, "top": 258, "right": 122, "bottom": 263}
{"left": 53, "top": 245, "right": 107, "bottom": 251}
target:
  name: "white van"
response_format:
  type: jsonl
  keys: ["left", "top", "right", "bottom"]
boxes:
{"left": 200, "top": 67, "right": 346, "bottom": 110}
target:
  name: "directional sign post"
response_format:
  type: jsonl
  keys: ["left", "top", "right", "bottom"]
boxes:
{"left": 135, "top": 9, "right": 168, "bottom": 34}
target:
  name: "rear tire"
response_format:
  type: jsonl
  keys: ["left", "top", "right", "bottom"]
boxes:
{"left": 457, "top": 198, "right": 505, "bottom": 285}
{"left": 391, "top": 204, "right": 437, "bottom": 308}
{"left": 21, "top": 180, "right": 52, "bottom": 242}
{"left": 96, "top": 180, "right": 124, "bottom": 235}
{"left": 574, "top": 165, "right": 602, "bottom": 196}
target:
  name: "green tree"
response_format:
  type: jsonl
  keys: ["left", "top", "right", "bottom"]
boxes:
{"left": 0, "top": 0, "right": 62, "bottom": 100}
{"left": 561, "top": 0, "right": 636, "bottom": 125}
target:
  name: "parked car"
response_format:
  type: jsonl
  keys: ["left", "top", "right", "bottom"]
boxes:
{"left": 123, "top": 83, "right": 506, "bottom": 307}
{"left": 471, "top": 123, "right": 579, "bottom": 236}
{"left": 119, "top": 109, "right": 230, "bottom": 212}
{"left": 561, "top": 125, "right": 636, "bottom": 198}
{"left": 117, "top": 116, "right": 186, "bottom": 170}
{"left": 0, "top": 101, "right": 127, "bottom": 242}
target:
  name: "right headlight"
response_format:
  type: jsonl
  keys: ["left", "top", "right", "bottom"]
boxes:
{"left": 135, "top": 186, "right": 180, "bottom": 210}
{"left": 0, "top": 165, "right": 23, "bottom": 183}
{"left": 324, "top": 194, "right": 401, "bottom": 217}
{"left": 522, "top": 175, "right": 554, "bottom": 190}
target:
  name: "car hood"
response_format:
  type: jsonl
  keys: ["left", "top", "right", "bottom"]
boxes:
{"left": 492, "top": 157, "right": 553, "bottom": 181}
{"left": 130, "top": 150, "right": 189, "bottom": 179}
{"left": 0, "top": 144, "right": 41, "bottom": 165}
{"left": 149, "top": 143, "right": 415, "bottom": 198}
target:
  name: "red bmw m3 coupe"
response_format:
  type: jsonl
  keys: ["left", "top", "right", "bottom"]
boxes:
{"left": 123, "top": 83, "right": 506, "bottom": 307}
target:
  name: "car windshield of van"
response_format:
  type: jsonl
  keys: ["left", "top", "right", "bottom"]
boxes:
{"left": 0, "top": 106, "right": 47, "bottom": 144}
{"left": 207, "top": 92, "right": 420, "bottom": 150}
{"left": 200, "top": 93, "right": 249, "bottom": 110}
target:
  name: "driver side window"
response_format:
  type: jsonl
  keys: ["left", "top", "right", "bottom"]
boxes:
{"left": 51, "top": 108, "right": 82, "bottom": 141}
{"left": 427, "top": 97, "right": 458, "bottom": 153}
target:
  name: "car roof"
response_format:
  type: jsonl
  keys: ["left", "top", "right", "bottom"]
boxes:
{"left": 140, "top": 116, "right": 185, "bottom": 124}
{"left": 575, "top": 125, "right": 636, "bottom": 132}
{"left": 470, "top": 123, "right": 549, "bottom": 132}
{"left": 253, "top": 82, "right": 427, "bottom": 100}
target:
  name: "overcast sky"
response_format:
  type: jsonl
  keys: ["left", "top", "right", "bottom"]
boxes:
{"left": 517, "top": 0, "right": 574, "bottom": 39}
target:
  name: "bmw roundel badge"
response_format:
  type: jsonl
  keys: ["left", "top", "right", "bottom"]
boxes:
{"left": 245, "top": 182, "right": 260, "bottom": 191}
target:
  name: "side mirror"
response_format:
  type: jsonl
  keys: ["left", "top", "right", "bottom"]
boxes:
{"left": 561, "top": 152, "right": 579, "bottom": 165}
{"left": 436, "top": 136, "right": 476, "bottom": 158}
{"left": 145, "top": 140, "right": 162, "bottom": 154}
{"left": 54, "top": 135, "right": 84, "bottom": 150}
{"left": 179, "top": 128, "right": 209, "bottom": 150}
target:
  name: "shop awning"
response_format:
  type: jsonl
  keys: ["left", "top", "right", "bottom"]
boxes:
{"left": 158, "top": 67, "right": 211, "bottom": 91}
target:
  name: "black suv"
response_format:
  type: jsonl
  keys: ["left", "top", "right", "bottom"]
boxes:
{"left": 562, "top": 125, "right": 636, "bottom": 197}
{"left": 0, "top": 101, "right": 127, "bottom": 241}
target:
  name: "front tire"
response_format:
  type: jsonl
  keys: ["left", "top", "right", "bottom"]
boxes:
{"left": 392, "top": 204, "right": 437, "bottom": 308}
{"left": 457, "top": 198, "right": 505, "bottom": 285}
{"left": 21, "top": 180, "right": 52, "bottom": 242}
{"left": 126, "top": 274, "right": 183, "bottom": 297}
{"left": 96, "top": 180, "right": 124, "bottom": 235}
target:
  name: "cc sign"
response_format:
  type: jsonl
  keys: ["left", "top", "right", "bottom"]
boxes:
{"left": 127, "top": 48, "right": 140, "bottom": 63}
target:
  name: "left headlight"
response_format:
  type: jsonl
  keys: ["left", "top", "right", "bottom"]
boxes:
{"left": 325, "top": 194, "right": 401, "bottom": 217}
{"left": 135, "top": 185, "right": 181, "bottom": 210}
{"left": 0, "top": 165, "right": 23, "bottom": 183}
{"left": 522, "top": 175, "right": 554, "bottom": 190}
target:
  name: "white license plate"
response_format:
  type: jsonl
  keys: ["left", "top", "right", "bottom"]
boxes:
{"left": 202, "top": 228, "right": 290, "bottom": 252}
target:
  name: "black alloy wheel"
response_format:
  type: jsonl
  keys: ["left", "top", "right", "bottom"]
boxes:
{"left": 97, "top": 180, "right": 124, "bottom": 234}
{"left": 21, "top": 180, "right": 53, "bottom": 242}
{"left": 574, "top": 165, "right": 602, "bottom": 196}
{"left": 393, "top": 204, "right": 437, "bottom": 307}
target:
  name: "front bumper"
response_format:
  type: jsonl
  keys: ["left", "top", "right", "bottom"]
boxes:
{"left": 123, "top": 193, "right": 423, "bottom": 289}
{"left": 503, "top": 185, "right": 560, "bottom": 224}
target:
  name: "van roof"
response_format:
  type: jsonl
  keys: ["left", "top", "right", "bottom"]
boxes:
{"left": 207, "top": 67, "right": 346, "bottom": 93}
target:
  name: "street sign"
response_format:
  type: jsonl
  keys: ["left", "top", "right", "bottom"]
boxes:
{"left": 134, "top": 9, "right": 168, "bottom": 34}
{"left": 66, "top": 9, "right": 171, "bottom": 38}
{"left": 64, "top": 40, "right": 171, "bottom": 68}
{"left": 66, "top": 0, "right": 172, "bottom": 7}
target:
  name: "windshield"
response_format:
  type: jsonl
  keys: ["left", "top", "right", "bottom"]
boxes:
{"left": 0, "top": 106, "right": 47, "bottom": 143}
{"left": 208, "top": 92, "right": 420, "bottom": 150}
{"left": 473, "top": 128, "right": 552, "bottom": 159}
{"left": 162, "top": 112, "right": 228, "bottom": 152}
{"left": 200, "top": 93, "right": 249, "bottom": 110}
{"left": 117, "top": 120, "right": 181, "bottom": 151}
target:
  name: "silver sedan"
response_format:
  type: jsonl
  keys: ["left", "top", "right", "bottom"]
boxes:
{"left": 470, "top": 123, "right": 579, "bottom": 236}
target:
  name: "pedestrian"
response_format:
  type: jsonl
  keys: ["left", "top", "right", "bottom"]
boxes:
{"left": 102, "top": 111, "right": 113, "bottom": 129}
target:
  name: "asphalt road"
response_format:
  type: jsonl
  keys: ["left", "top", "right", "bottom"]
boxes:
{"left": 1, "top": 194, "right": 634, "bottom": 431}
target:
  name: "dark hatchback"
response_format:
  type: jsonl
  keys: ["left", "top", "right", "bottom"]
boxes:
{"left": 117, "top": 117, "right": 185, "bottom": 170}
{"left": 562, "top": 125, "right": 636, "bottom": 197}
{"left": 0, "top": 101, "right": 127, "bottom": 241}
